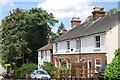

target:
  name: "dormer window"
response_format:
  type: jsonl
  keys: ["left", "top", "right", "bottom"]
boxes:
{"left": 67, "top": 41, "right": 70, "bottom": 50}
{"left": 95, "top": 36, "right": 100, "bottom": 48}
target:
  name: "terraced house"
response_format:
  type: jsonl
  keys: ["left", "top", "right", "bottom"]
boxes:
{"left": 52, "top": 8, "right": 120, "bottom": 72}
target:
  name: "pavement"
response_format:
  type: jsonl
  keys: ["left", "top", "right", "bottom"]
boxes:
{"left": 0, "top": 64, "right": 4, "bottom": 80}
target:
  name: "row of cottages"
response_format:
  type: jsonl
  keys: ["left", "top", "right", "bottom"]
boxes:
{"left": 38, "top": 43, "right": 53, "bottom": 68}
{"left": 53, "top": 8, "right": 120, "bottom": 72}
{"left": 38, "top": 8, "right": 120, "bottom": 72}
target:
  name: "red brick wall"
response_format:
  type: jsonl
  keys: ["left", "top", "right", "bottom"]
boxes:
{"left": 53, "top": 53, "right": 107, "bottom": 69}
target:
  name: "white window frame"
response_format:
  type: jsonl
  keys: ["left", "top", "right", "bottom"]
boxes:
{"left": 95, "top": 36, "right": 100, "bottom": 48}
{"left": 67, "top": 41, "right": 70, "bottom": 50}
{"left": 55, "top": 43, "right": 58, "bottom": 51}
{"left": 41, "top": 51, "right": 43, "bottom": 60}
{"left": 55, "top": 58, "right": 58, "bottom": 68}
{"left": 95, "top": 58, "right": 101, "bottom": 73}
{"left": 67, "top": 58, "right": 71, "bottom": 69}
{"left": 76, "top": 39, "right": 81, "bottom": 49}
{"left": 76, "top": 58, "right": 79, "bottom": 63}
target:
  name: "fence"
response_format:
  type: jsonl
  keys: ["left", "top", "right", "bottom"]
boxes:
{"left": 56, "top": 62, "right": 98, "bottom": 79}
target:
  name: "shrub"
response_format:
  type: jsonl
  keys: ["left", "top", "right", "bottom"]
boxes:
{"left": 15, "top": 63, "right": 37, "bottom": 79}
{"left": 105, "top": 48, "right": 120, "bottom": 79}
{"left": 61, "top": 61, "right": 67, "bottom": 70}
{"left": 42, "top": 62, "right": 56, "bottom": 78}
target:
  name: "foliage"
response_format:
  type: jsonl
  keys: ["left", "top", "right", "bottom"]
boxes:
{"left": 86, "top": 8, "right": 118, "bottom": 22}
{"left": 1, "top": 8, "right": 30, "bottom": 66}
{"left": 105, "top": 48, "right": 120, "bottom": 79}
{"left": 86, "top": 15, "right": 93, "bottom": 22}
{"left": 15, "top": 63, "right": 37, "bottom": 79}
{"left": 49, "top": 31, "right": 59, "bottom": 42}
{"left": 57, "top": 22, "right": 65, "bottom": 35}
{"left": 42, "top": 62, "right": 56, "bottom": 78}
{"left": 107, "top": 8, "right": 118, "bottom": 15}
{"left": 61, "top": 60, "right": 67, "bottom": 70}
{"left": 4, "top": 64, "right": 12, "bottom": 72}
{"left": 1, "top": 8, "right": 57, "bottom": 66}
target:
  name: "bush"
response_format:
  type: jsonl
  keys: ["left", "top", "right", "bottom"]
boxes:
{"left": 61, "top": 61, "right": 67, "bottom": 70}
{"left": 15, "top": 63, "right": 37, "bottom": 79}
{"left": 42, "top": 62, "right": 56, "bottom": 78}
{"left": 105, "top": 48, "right": 120, "bottom": 79}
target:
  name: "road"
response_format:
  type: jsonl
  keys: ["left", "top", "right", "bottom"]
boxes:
{"left": 0, "top": 64, "right": 4, "bottom": 80}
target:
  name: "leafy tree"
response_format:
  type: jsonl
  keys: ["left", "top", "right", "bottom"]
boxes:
{"left": 1, "top": 8, "right": 57, "bottom": 66}
{"left": 25, "top": 8, "right": 57, "bottom": 63}
{"left": 2, "top": 8, "right": 30, "bottom": 66}
{"left": 86, "top": 15, "right": 93, "bottom": 22}
{"left": 105, "top": 48, "right": 120, "bottom": 79}
{"left": 48, "top": 31, "right": 59, "bottom": 42}
{"left": 57, "top": 22, "right": 65, "bottom": 35}
{"left": 107, "top": 8, "right": 118, "bottom": 15}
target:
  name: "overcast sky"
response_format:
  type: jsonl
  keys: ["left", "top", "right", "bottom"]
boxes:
{"left": 0, "top": 0, "right": 119, "bottom": 32}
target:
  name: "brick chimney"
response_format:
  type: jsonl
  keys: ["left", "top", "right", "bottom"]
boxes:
{"left": 59, "top": 29, "right": 67, "bottom": 35}
{"left": 71, "top": 17, "right": 81, "bottom": 28}
{"left": 92, "top": 7, "right": 106, "bottom": 21}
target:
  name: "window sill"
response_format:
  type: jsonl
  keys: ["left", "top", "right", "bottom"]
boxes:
{"left": 55, "top": 51, "right": 58, "bottom": 53}
{"left": 94, "top": 48, "right": 101, "bottom": 51}
{"left": 66, "top": 50, "right": 70, "bottom": 53}
{"left": 75, "top": 49, "right": 80, "bottom": 52}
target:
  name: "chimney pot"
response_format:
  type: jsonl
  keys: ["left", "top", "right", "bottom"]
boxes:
{"left": 71, "top": 17, "right": 81, "bottom": 28}
{"left": 92, "top": 7, "right": 106, "bottom": 21}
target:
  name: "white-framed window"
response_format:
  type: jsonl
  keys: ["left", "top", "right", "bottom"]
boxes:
{"left": 45, "top": 51, "right": 47, "bottom": 62}
{"left": 67, "top": 41, "right": 70, "bottom": 50}
{"left": 76, "top": 39, "right": 81, "bottom": 49}
{"left": 67, "top": 58, "right": 71, "bottom": 69}
{"left": 55, "top": 43, "right": 58, "bottom": 51}
{"left": 95, "top": 36, "right": 100, "bottom": 48}
{"left": 76, "top": 58, "right": 79, "bottom": 63}
{"left": 95, "top": 58, "right": 101, "bottom": 73}
{"left": 41, "top": 51, "right": 43, "bottom": 59}
{"left": 55, "top": 58, "right": 59, "bottom": 68}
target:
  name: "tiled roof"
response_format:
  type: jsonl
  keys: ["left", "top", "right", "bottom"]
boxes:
{"left": 53, "top": 12, "right": 120, "bottom": 42}
{"left": 37, "top": 43, "right": 52, "bottom": 51}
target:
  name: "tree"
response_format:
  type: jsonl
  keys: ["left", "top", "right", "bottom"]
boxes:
{"left": 2, "top": 8, "right": 30, "bottom": 66}
{"left": 107, "top": 8, "right": 118, "bottom": 15}
{"left": 1, "top": 8, "right": 57, "bottom": 66}
{"left": 48, "top": 31, "right": 59, "bottom": 42}
{"left": 25, "top": 8, "right": 58, "bottom": 63}
{"left": 105, "top": 48, "right": 120, "bottom": 79}
{"left": 86, "top": 15, "right": 93, "bottom": 22}
{"left": 57, "top": 22, "right": 65, "bottom": 35}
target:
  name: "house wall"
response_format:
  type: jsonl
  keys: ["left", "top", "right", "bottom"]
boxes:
{"left": 118, "top": 24, "right": 120, "bottom": 48}
{"left": 53, "top": 33, "right": 106, "bottom": 55}
{"left": 106, "top": 25, "right": 118, "bottom": 64}
{"left": 53, "top": 33, "right": 107, "bottom": 70}
{"left": 53, "top": 54, "right": 106, "bottom": 72}
{"left": 53, "top": 39, "right": 80, "bottom": 55}
{"left": 81, "top": 33, "right": 106, "bottom": 53}
{"left": 38, "top": 50, "right": 51, "bottom": 69}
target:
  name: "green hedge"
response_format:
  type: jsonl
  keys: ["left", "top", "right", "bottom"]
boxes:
{"left": 42, "top": 62, "right": 56, "bottom": 78}
{"left": 15, "top": 63, "right": 37, "bottom": 79}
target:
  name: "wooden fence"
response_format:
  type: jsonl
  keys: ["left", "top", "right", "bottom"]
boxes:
{"left": 56, "top": 62, "right": 98, "bottom": 79}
